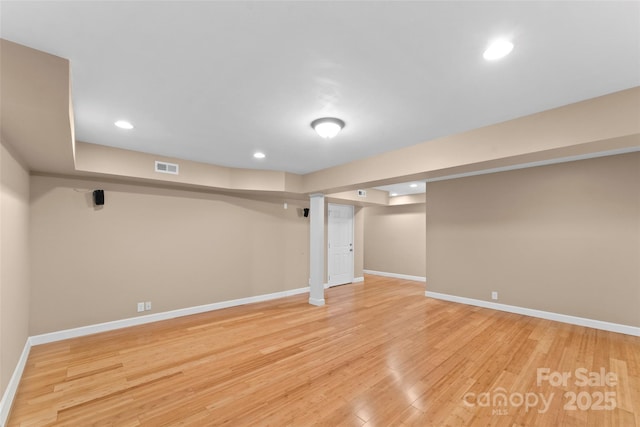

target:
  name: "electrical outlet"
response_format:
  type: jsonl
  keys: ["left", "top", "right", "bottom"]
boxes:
{"left": 491, "top": 291, "right": 498, "bottom": 300}
{"left": 137, "top": 302, "right": 145, "bottom": 312}
{"left": 145, "top": 301, "right": 152, "bottom": 311}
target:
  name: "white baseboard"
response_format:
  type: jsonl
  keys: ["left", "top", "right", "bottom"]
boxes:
{"left": 0, "top": 338, "right": 31, "bottom": 426}
{"left": 308, "top": 297, "right": 325, "bottom": 306}
{"left": 364, "top": 270, "right": 426, "bottom": 283}
{"left": 30, "top": 286, "right": 310, "bottom": 346}
{"left": 425, "top": 291, "right": 640, "bottom": 337}
{"left": 326, "top": 277, "right": 364, "bottom": 288}
{"left": 29, "top": 278, "right": 373, "bottom": 346}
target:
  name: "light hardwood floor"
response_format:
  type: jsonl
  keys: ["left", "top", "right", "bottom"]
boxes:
{"left": 9, "top": 275, "right": 640, "bottom": 426}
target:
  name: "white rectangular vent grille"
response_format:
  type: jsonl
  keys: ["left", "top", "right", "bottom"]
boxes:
{"left": 155, "top": 161, "right": 179, "bottom": 175}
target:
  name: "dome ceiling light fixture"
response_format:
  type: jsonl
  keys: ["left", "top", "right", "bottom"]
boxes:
{"left": 114, "top": 120, "right": 134, "bottom": 129}
{"left": 483, "top": 39, "right": 514, "bottom": 61}
{"left": 311, "top": 117, "right": 345, "bottom": 139}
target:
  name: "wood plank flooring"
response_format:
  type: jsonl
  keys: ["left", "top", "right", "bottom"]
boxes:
{"left": 9, "top": 275, "right": 640, "bottom": 426}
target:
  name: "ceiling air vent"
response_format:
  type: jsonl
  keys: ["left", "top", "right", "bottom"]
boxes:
{"left": 155, "top": 161, "right": 179, "bottom": 175}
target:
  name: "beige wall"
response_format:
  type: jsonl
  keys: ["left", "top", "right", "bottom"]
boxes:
{"left": 364, "top": 203, "right": 426, "bottom": 278}
{"left": 29, "top": 175, "right": 311, "bottom": 335}
{"left": 0, "top": 140, "right": 30, "bottom": 393}
{"left": 426, "top": 152, "right": 640, "bottom": 327}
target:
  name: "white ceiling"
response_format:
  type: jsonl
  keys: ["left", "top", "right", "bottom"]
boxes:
{"left": 1, "top": 1, "right": 638, "bottom": 175}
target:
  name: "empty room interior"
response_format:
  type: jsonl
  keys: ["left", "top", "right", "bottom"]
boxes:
{"left": 0, "top": 1, "right": 639, "bottom": 426}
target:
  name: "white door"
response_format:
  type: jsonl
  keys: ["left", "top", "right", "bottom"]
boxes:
{"left": 328, "top": 204, "right": 354, "bottom": 287}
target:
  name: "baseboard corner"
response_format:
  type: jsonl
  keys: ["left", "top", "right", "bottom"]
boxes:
{"left": 363, "top": 270, "right": 426, "bottom": 283}
{"left": 308, "top": 297, "right": 326, "bottom": 306}
{"left": 0, "top": 338, "right": 31, "bottom": 425}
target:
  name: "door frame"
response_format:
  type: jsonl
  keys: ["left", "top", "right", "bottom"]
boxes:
{"left": 327, "top": 203, "right": 355, "bottom": 287}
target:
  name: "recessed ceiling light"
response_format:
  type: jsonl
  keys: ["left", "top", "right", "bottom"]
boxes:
{"left": 114, "top": 120, "right": 134, "bottom": 130}
{"left": 391, "top": 193, "right": 398, "bottom": 197}
{"left": 311, "top": 117, "right": 345, "bottom": 139}
{"left": 483, "top": 39, "right": 514, "bottom": 61}
{"left": 410, "top": 183, "right": 418, "bottom": 188}
{"left": 253, "top": 152, "right": 266, "bottom": 159}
